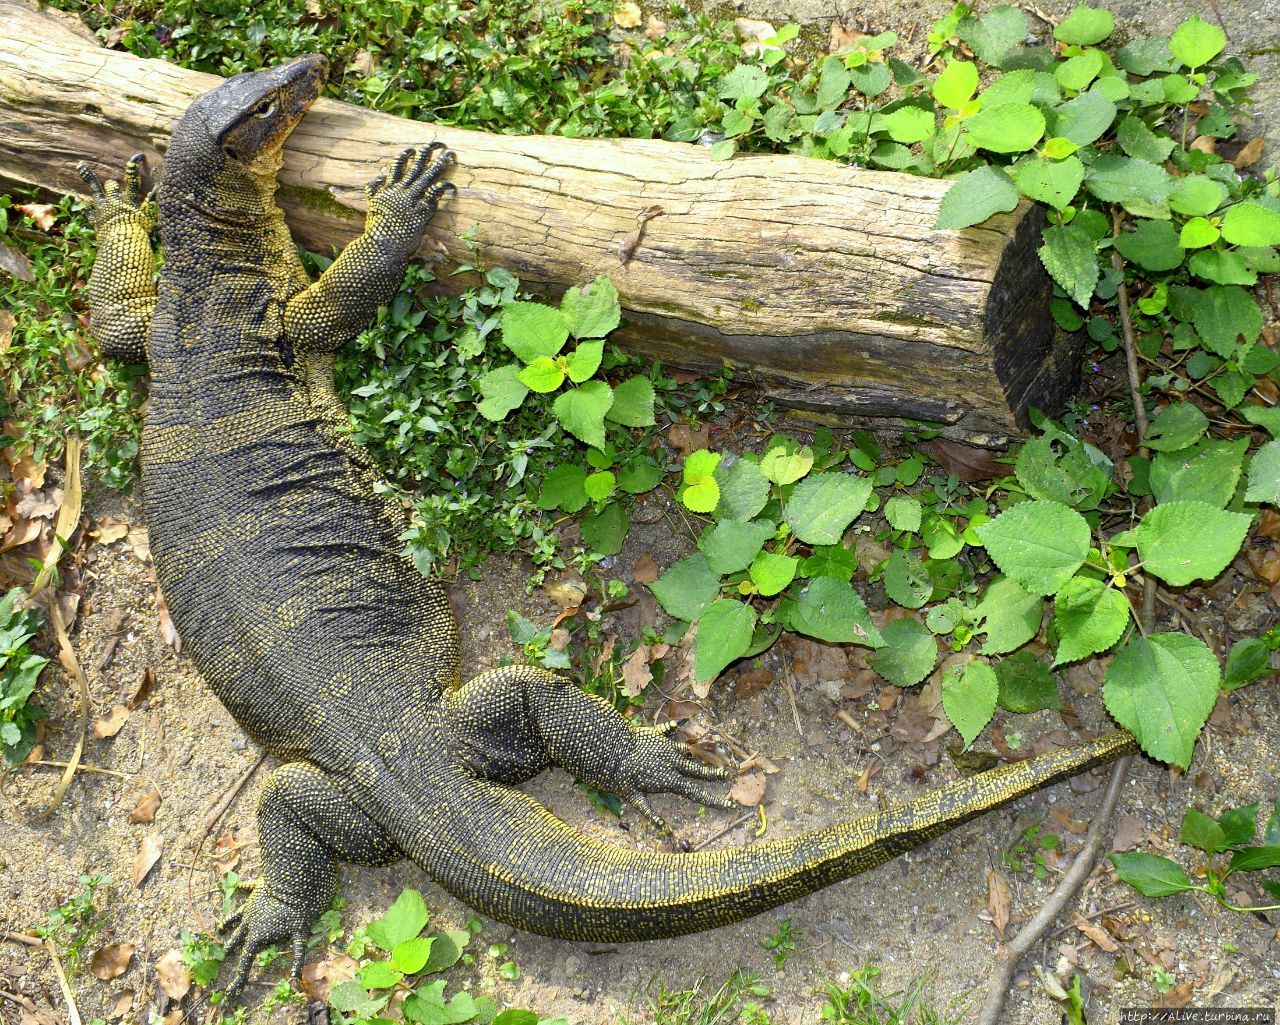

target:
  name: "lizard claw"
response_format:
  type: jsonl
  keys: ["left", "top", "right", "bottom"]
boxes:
{"left": 76, "top": 155, "right": 155, "bottom": 232}
{"left": 218, "top": 888, "right": 309, "bottom": 1004}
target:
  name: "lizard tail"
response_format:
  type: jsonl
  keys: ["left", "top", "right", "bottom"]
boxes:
{"left": 403, "top": 729, "right": 1138, "bottom": 941}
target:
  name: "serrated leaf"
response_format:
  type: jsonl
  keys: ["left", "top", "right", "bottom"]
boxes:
{"left": 932, "top": 58, "right": 978, "bottom": 109}
{"left": 1169, "top": 176, "right": 1227, "bottom": 217}
{"left": 1055, "top": 49, "right": 1104, "bottom": 92}
{"left": 1135, "top": 500, "right": 1250, "bottom": 586}
{"left": 1222, "top": 637, "right": 1272, "bottom": 692}
{"left": 501, "top": 302, "right": 569, "bottom": 363}
{"left": 392, "top": 936, "right": 433, "bottom": 974}
{"left": 367, "top": 889, "right": 429, "bottom": 951}
{"left": 978, "top": 501, "right": 1091, "bottom": 596}
{"left": 552, "top": 380, "right": 613, "bottom": 449}
{"left": 695, "top": 599, "right": 756, "bottom": 682}
{"left": 1052, "top": 89, "right": 1117, "bottom": 146}
{"left": 994, "top": 651, "right": 1062, "bottom": 713}
{"left": 1109, "top": 852, "right": 1194, "bottom": 896}
{"left": 713, "top": 455, "right": 770, "bottom": 521}
{"left": 649, "top": 554, "right": 720, "bottom": 623}
{"left": 749, "top": 552, "right": 798, "bottom": 596}
{"left": 402, "top": 980, "right": 478, "bottom": 1025}
{"left": 1181, "top": 807, "right": 1228, "bottom": 853}
{"left": 1169, "top": 14, "right": 1226, "bottom": 68}
{"left": 785, "top": 473, "right": 873, "bottom": 545}
{"left": 958, "top": 6, "right": 1028, "bottom": 66}
{"left": 869, "top": 617, "right": 937, "bottom": 688}
{"left": 1039, "top": 223, "right": 1099, "bottom": 308}
{"left": 581, "top": 501, "right": 628, "bottom": 556}
{"left": 1220, "top": 202, "right": 1280, "bottom": 246}
{"left": 884, "top": 495, "right": 922, "bottom": 532}
{"left": 759, "top": 443, "right": 814, "bottom": 485}
{"left": 1144, "top": 402, "right": 1208, "bottom": 452}
{"left": 1218, "top": 804, "right": 1258, "bottom": 848}
{"left": 1015, "top": 432, "right": 1109, "bottom": 509}
{"left": 537, "top": 464, "right": 588, "bottom": 513}
{"left": 476, "top": 364, "right": 530, "bottom": 421}
{"left": 1116, "top": 115, "right": 1176, "bottom": 163}
{"left": 1053, "top": 576, "right": 1129, "bottom": 665}
{"left": 560, "top": 275, "right": 620, "bottom": 339}
{"left": 1012, "top": 156, "right": 1084, "bottom": 211}
{"left": 360, "top": 961, "right": 406, "bottom": 989}
{"left": 617, "top": 454, "right": 662, "bottom": 494}
{"left": 942, "top": 660, "right": 998, "bottom": 747}
{"left": 682, "top": 449, "right": 722, "bottom": 513}
{"left": 1150, "top": 438, "right": 1247, "bottom": 508}
{"left": 783, "top": 577, "right": 883, "bottom": 646}
{"left": 1103, "top": 633, "right": 1219, "bottom": 768}
{"left": 881, "top": 106, "right": 935, "bottom": 143}
{"left": 700, "top": 519, "right": 775, "bottom": 575}
{"left": 583, "top": 470, "right": 616, "bottom": 502}
{"left": 719, "top": 63, "right": 770, "bottom": 100}
{"left": 975, "top": 575, "right": 1043, "bottom": 655}
{"left": 605, "top": 375, "right": 655, "bottom": 427}
{"left": 1188, "top": 284, "right": 1264, "bottom": 357}
{"left": 518, "top": 356, "right": 565, "bottom": 393}
{"left": 1085, "top": 156, "right": 1173, "bottom": 218}
{"left": 882, "top": 550, "right": 932, "bottom": 609}
{"left": 421, "top": 930, "right": 469, "bottom": 974}
{"left": 1054, "top": 4, "right": 1113, "bottom": 45}
{"left": 1114, "top": 219, "right": 1184, "bottom": 272}
{"left": 964, "top": 102, "right": 1045, "bottom": 153}
{"left": 1245, "top": 439, "right": 1280, "bottom": 504}
{"left": 329, "top": 981, "right": 390, "bottom": 1017}
{"left": 934, "top": 165, "right": 1020, "bottom": 229}
{"left": 565, "top": 340, "right": 604, "bottom": 383}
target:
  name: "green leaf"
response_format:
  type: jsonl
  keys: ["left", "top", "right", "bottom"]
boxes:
{"left": 1084, "top": 156, "right": 1173, "bottom": 218}
{"left": 1054, "top": 4, "right": 1113, "bottom": 45}
{"left": 1114, "top": 220, "right": 1184, "bottom": 272}
{"left": 518, "top": 356, "right": 565, "bottom": 393}
{"left": 649, "top": 553, "right": 721, "bottom": 622}
{"left": 964, "top": 102, "right": 1045, "bottom": 153}
{"left": 581, "top": 501, "right": 628, "bottom": 556}
{"left": 560, "top": 276, "right": 621, "bottom": 339}
{"left": 1227, "top": 845, "right": 1280, "bottom": 874}
{"left": 942, "top": 660, "right": 998, "bottom": 747}
{"left": 552, "top": 380, "right": 613, "bottom": 449}
{"left": 328, "top": 981, "right": 389, "bottom": 1018}
{"left": 882, "top": 550, "right": 933, "bottom": 609}
{"left": 1109, "top": 852, "right": 1194, "bottom": 897}
{"left": 816, "top": 56, "right": 852, "bottom": 108}
{"left": 1150, "top": 438, "right": 1248, "bottom": 508}
{"left": 713, "top": 456, "right": 770, "bottom": 521}
{"left": 359, "top": 961, "right": 406, "bottom": 989}
{"left": 1117, "top": 37, "right": 1177, "bottom": 76}
{"left": 501, "top": 302, "right": 569, "bottom": 363}
{"left": 1242, "top": 404, "right": 1280, "bottom": 439}
{"left": 617, "top": 454, "right": 662, "bottom": 494}
{"left": 583, "top": 470, "right": 616, "bottom": 502}
{"left": 785, "top": 473, "right": 873, "bottom": 545}
{"left": 695, "top": 599, "right": 757, "bottom": 683}
{"left": 1218, "top": 804, "right": 1258, "bottom": 848}
{"left": 976, "top": 500, "right": 1091, "bottom": 595}
{"left": 1052, "top": 89, "right": 1117, "bottom": 146}
{"left": 1144, "top": 402, "right": 1208, "bottom": 452}
{"left": 1169, "top": 15, "right": 1226, "bottom": 68}
{"left": 1052, "top": 577, "right": 1129, "bottom": 665}
{"left": 884, "top": 495, "right": 922, "bottom": 532}
{"left": 1188, "top": 285, "right": 1264, "bottom": 357}
{"left": 932, "top": 59, "right": 978, "bottom": 109}
{"left": 958, "top": 7, "right": 1028, "bottom": 66}
{"left": 719, "top": 63, "right": 770, "bottom": 100}
{"left": 402, "top": 980, "right": 478, "bottom": 1025}
{"left": 605, "top": 376, "right": 656, "bottom": 427}
{"left": 701, "top": 519, "right": 775, "bottom": 575}
{"left": 708, "top": 139, "right": 737, "bottom": 161}
{"left": 749, "top": 552, "right": 798, "bottom": 596}
{"left": 1038, "top": 224, "right": 1099, "bottom": 308}
{"left": 1169, "top": 176, "right": 1227, "bottom": 217}
{"left": 783, "top": 577, "right": 883, "bottom": 647}
{"left": 493, "top": 1012, "right": 540, "bottom": 1025}
{"left": 1015, "top": 431, "right": 1109, "bottom": 510}
{"left": 537, "top": 464, "right": 588, "bottom": 513}
{"left": 476, "top": 365, "right": 530, "bottom": 421}
{"left": 1220, "top": 202, "right": 1280, "bottom": 246}
{"left": 1180, "top": 807, "right": 1227, "bottom": 853}
{"left": 1135, "top": 500, "right": 1251, "bottom": 586}
{"left": 1188, "top": 249, "right": 1256, "bottom": 286}
{"left": 994, "top": 652, "right": 1063, "bottom": 713}
{"left": 803, "top": 543, "right": 859, "bottom": 582}
{"left": 759, "top": 443, "right": 814, "bottom": 485}
{"left": 974, "top": 575, "right": 1043, "bottom": 655}
{"left": 881, "top": 106, "right": 935, "bottom": 143}
{"left": 1055, "top": 48, "right": 1104, "bottom": 92}
{"left": 682, "top": 449, "right": 723, "bottom": 513}
{"left": 1117, "top": 116, "right": 1176, "bottom": 163}
{"left": 367, "top": 889, "right": 429, "bottom": 952}
{"left": 564, "top": 340, "right": 604, "bottom": 383}
{"left": 1245, "top": 439, "right": 1280, "bottom": 504}
{"left": 869, "top": 618, "right": 937, "bottom": 688}
{"left": 934, "top": 166, "right": 1020, "bottom": 229}
{"left": 392, "top": 936, "right": 433, "bottom": 974}
{"left": 421, "top": 930, "right": 469, "bottom": 974}
{"left": 1012, "top": 156, "right": 1084, "bottom": 211}
{"left": 1103, "top": 633, "right": 1219, "bottom": 768}
{"left": 1222, "top": 637, "right": 1272, "bottom": 692}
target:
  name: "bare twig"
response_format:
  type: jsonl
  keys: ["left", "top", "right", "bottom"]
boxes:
{"left": 976, "top": 755, "right": 1132, "bottom": 1025}
{"left": 1, "top": 931, "right": 40, "bottom": 947}
{"left": 32, "top": 760, "right": 132, "bottom": 780}
{"left": 691, "top": 812, "right": 755, "bottom": 852}
{"left": 186, "top": 750, "right": 267, "bottom": 930}
{"left": 45, "top": 939, "right": 82, "bottom": 1025}
{"left": 780, "top": 662, "right": 804, "bottom": 739}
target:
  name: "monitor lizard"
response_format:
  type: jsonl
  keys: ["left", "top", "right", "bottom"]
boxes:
{"left": 77, "top": 53, "right": 1139, "bottom": 999}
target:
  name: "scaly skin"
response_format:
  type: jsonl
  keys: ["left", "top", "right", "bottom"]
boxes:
{"left": 78, "top": 55, "right": 1140, "bottom": 1000}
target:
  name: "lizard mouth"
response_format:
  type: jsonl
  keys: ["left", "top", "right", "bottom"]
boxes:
{"left": 275, "top": 53, "right": 329, "bottom": 122}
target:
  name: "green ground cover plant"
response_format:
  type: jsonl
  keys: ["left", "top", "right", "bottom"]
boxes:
{"left": 0, "top": 586, "right": 49, "bottom": 765}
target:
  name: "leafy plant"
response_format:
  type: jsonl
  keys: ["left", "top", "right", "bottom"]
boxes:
{"left": 37, "top": 874, "right": 113, "bottom": 971}
{"left": 0, "top": 588, "right": 48, "bottom": 766}
{"left": 1111, "top": 796, "right": 1280, "bottom": 912}
{"left": 819, "top": 964, "right": 965, "bottom": 1024}
{"left": 1001, "top": 824, "right": 1060, "bottom": 881}
{"left": 759, "top": 918, "right": 801, "bottom": 971}
{"left": 640, "top": 970, "right": 772, "bottom": 1025}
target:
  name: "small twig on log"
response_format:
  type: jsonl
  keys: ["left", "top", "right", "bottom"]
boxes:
{"left": 692, "top": 812, "right": 756, "bottom": 852}
{"left": 45, "top": 940, "right": 82, "bottom": 1025}
{"left": 186, "top": 751, "right": 267, "bottom": 931}
{"left": 1, "top": 931, "right": 41, "bottom": 947}
{"left": 976, "top": 755, "right": 1132, "bottom": 1025}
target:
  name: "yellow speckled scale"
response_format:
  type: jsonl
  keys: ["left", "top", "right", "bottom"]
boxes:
{"left": 78, "top": 56, "right": 1139, "bottom": 1000}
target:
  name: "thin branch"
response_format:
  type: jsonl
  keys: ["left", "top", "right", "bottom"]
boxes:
{"left": 45, "top": 940, "right": 82, "bottom": 1025}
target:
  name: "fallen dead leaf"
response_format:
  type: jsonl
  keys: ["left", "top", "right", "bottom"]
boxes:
{"left": 830, "top": 21, "right": 870, "bottom": 53}
{"left": 127, "top": 666, "right": 155, "bottom": 709}
{"left": 1074, "top": 916, "right": 1118, "bottom": 952}
{"left": 155, "top": 587, "right": 180, "bottom": 652}
{"left": 545, "top": 575, "right": 588, "bottom": 609}
{"left": 622, "top": 645, "right": 653, "bottom": 697}
{"left": 734, "top": 667, "right": 773, "bottom": 698}
{"left": 668, "top": 422, "right": 711, "bottom": 456}
{"left": 300, "top": 952, "right": 357, "bottom": 1001}
{"left": 92, "top": 705, "right": 130, "bottom": 739}
{"left": 612, "top": 1, "right": 641, "bottom": 28}
{"left": 133, "top": 832, "right": 163, "bottom": 886}
{"left": 549, "top": 627, "right": 571, "bottom": 652}
{"left": 350, "top": 49, "right": 376, "bottom": 76}
{"left": 1, "top": 516, "right": 41, "bottom": 553}
{"left": 1050, "top": 803, "right": 1089, "bottom": 834}
{"left": 644, "top": 14, "right": 666, "bottom": 39}
{"left": 631, "top": 553, "right": 659, "bottom": 584}
{"left": 0, "top": 309, "right": 15, "bottom": 350}
{"left": 89, "top": 942, "right": 135, "bottom": 980}
{"left": 213, "top": 828, "right": 241, "bottom": 874}
{"left": 109, "top": 991, "right": 134, "bottom": 1019}
{"left": 1189, "top": 135, "right": 1217, "bottom": 154}
{"left": 987, "top": 868, "right": 1011, "bottom": 939}
{"left": 126, "top": 526, "right": 151, "bottom": 563}
{"left": 130, "top": 789, "right": 161, "bottom": 824}
{"left": 15, "top": 203, "right": 56, "bottom": 231}
{"left": 1154, "top": 981, "right": 1194, "bottom": 1008}
{"left": 1111, "top": 814, "right": 1145, "bottom": 852}
{"left": 155, "top": 949, "right": 191, "bottom": 1001}
{"left": 91, "top": 519, "right": 130, "bottom": 545}
{"left": 729, "top": 770, "right": 767, "bottom": 806}
{"left": 0, "top": 241, "right": 34, "bottom": 282}
{"left": 1232, "top": 136, "right": 1265, "bottom": 168}
{"left": 1247, "top": 544, "right": 1280, "bottom": 585}
{"left": 1259, "top": 508, "right": 1280, "bottom": 541}
{"left": 922, "top": 438, "right": 1008, "bottom": 481}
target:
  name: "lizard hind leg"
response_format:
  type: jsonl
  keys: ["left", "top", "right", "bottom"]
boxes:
{"left": 220, "top": 762, "right": 399, "bottom": 1002}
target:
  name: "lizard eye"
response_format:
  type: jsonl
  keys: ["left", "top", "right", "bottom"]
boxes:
{"left": 253, "top": 98, "right": 277, "bottom": 119}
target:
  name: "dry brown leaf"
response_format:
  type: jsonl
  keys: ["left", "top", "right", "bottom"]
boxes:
{"left": 15, "top": 203, "right": 56, "bottom": 231}
{"left": 127, "top": 666, "right": 155, "bottom": 709}
{"left": 668, "top": 422, "right": 711, "bottom": 456}
{"left": 155, "top": 586, "right": 181, "bottom": 652}
{"left": 92, "top": 705, "right": 130, "bottom": 740}
{"left": 1, "top": 516, "right": 41, "bottom": 553}
{"left": 1073, "top": 916, "right": 1118, "bottom": 952}
{"left": 644, "top": 14, "right": 666, "bottom": 39}
{"left": 0, "top": 241, "right": 35, "bottom": 283}
{"left": 1232, "top": 136, "right": 1265, "bottom": 168}
{"left": 1154, "top": 981, "right": 1194, "bottom": 1008}
{"left": 351, "top": 49, "right": 376, "bottom": 76}
{"left": 545, "top": 575, "right": 587, "bottom": 609}
{"left": 130, "top": 789, "right": 161, "bottom": 824}
{"left": 1189, "top": 135, "right": 1217, "bottom": 154}
{"left": 1050, "top": 803, "right": 1088, "bottom": 834}
{"left": 729, "top": 770, "right": 767, "bottom": 806}
{"left": 1111, "top": 814, "right": 1145, "bottom": 852}
{"left": 109, "top": 991, "right": 134, "bottom": 1019}
{"left": 133, "top": 832, "right": 163, "bottom": 886}
{"left": 612, "top": 2, "right": 641, "bottom": 28}
{"left": 1247, "top": 544, "right": 1280, "bottom": 585}
{"left": 622, "top": 645, "right": 653, "bottom": 697}
{"left": 300, "top": 953, "right": 357, "bottom": 1001}
{"left": 734, "top": 667, "right": 774, "bottom": 698}
{"left": 1258, "top": 508, "right": 1280, "bottom": 541}
{"left": 89, "top": 942, "right": 134, "bottom": 980}
{"left": 155, "top": 949, "right": 191, "bottom": 1001}
{"left": 0, "top": 309, "right": 15, "bottom": 351}
{"left": 922, "top": 439, "right": 1007, "bottom": 481}
{"left": 213, "top": 828, "right": 241, "bottom": 874}
{"left": 92, "top": 519, "right": 130, "bottom": 545}
{"left": 548, "top": 627, "right": 571, "bottom": 653}
{"left": 830, "top": 21, "right": 869, "bottom": 53}
{"left": 126, "top": 526, "right": 151, "bottom": 563}
{"left": 631, "top": 553, "right": 659, "bottom": 584}
{"left": 986, "top": 868, "right": 1011, "bottom": 939}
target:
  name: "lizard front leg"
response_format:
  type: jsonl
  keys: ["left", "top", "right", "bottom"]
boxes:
{"left": 283, "top": 145, "right": 455, "bottom": 424}
{"left": 77, "top": 155, "right": 157, "bottom": 363}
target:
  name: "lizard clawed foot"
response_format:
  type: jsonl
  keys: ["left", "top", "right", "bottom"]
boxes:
{"left": 365, "top": 143, "right": 456, "bottom": 238}
{"left": 218, "top": 889, "right": 309, "bottom": 1004}
{"left": 610, "top": 726, "right": 736, "bottom": 835}
{"left": 76, "top": 153, "right": 156, "bottom": 231}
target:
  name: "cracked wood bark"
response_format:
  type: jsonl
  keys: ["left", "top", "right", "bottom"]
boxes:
{"left": 0, "top": 0, "right": 1077, "bottom": 440}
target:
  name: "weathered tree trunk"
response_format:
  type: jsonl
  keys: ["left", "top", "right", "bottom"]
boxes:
{"left": 0, "top": 0, "right": 1074, "bottom": 440}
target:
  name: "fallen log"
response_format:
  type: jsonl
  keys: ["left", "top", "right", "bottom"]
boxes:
{"left": 0, "top": 0, "right": 1075, "bottom": 441}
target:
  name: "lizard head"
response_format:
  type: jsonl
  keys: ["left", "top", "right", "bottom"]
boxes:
{"left": 170, "top": 54, "right": 330, "bottom": 178}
